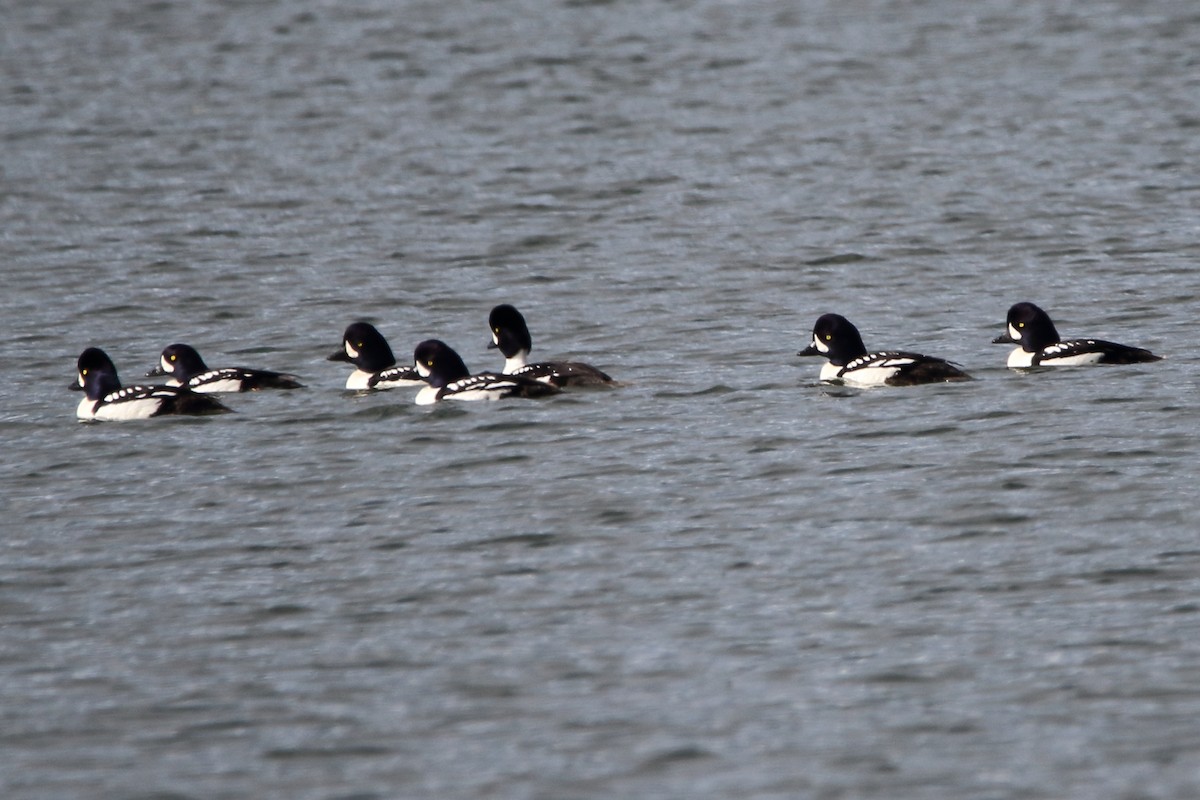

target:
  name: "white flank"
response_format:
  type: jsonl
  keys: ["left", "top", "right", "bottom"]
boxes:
{"left": 80, "top": 393, "right": 164, "bottom": 421}
{"left": 444, "top": 387, "right": 505, "bottom": 402}
{"left": 839, "top": 360, "right": 908, "bottom": 387}
{"left": 414, "top": 385, "right": 440, "bottom": 405}
{"left": 439, "top": 376, "right": 515, "bottom": 402}
{"left": 1039, "top": 349, "right": 1104, "bottom": 366}
{"left": 373, "top": 373, "right": 424, "bottom": 389}
{"left": 189, "top": 377, "right": 243, "bottom": 393}
{"left": 1007, "top": 344, "right": 1104, "bottom": 368}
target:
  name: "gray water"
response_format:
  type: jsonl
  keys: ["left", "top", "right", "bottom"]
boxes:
{"left": 3, "top": 0, "right": 1200, "bottom": 797}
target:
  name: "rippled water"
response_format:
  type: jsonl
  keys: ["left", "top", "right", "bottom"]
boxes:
{"left": 4, "top": 0, "right": 1200, "bottom": 797}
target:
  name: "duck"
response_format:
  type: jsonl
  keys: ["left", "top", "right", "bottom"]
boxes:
{"left": 328, "top": 322, "right": 423, "bottom": 389}
{"left": 413, "top": 339, "right": 561, "bottom": 405}
{"left": 147, "top": 343, "right": 303, "bottom": 392}
{"left": 993, "top": 302, "right": 1162, "bottom": 367}
{"left": 71, "top": 347, "right": 231, "bottom": 420}
{"left": 798, "top": 313, "right": 971, "bottom": 386}
{"left": 488, "top": 304, "right": 614, "bottom": 387}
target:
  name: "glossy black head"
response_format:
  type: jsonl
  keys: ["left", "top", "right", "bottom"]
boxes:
{"left": 487, "top": 304, "right": 533, "bottom": 357}
{"left": 74, "top": 347, "right": 123, "bottom": 399}
{"left": 797, "top": 313, "right": 869, "bottom": 366}
{"left": 413, "top": 339, "right": 471, "bottom": 388}
{"left": 148, "top": 343, "right": 208, "bottom": 381}
{"left": 329, "top": 322, "right": 396, "bottom": 371}
{"left": 993, "top": 302, "right": 1059, "bottom": 352}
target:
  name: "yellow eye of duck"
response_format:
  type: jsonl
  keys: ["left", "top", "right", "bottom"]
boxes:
{"left": 1016, "top": 322, "right": 1024, "bottom": 328}
{"left": 170, "top": 354, "right": 177, "bottom": 361}
{"left": 824, "top": 334, "right": 832, "bottom": 341}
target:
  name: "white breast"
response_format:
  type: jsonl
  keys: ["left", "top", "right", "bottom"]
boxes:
{"left": 818, "top": 361, "right": 843, "bottom": 381}
{"left": 76, "top": 396, "right": 99, "bottom": 420}
{"left": 345, "top": 370, "right": 373, "bottom": 390}
{"left": 414, "top": 385, "right": 440, "bottom": 405}
{"left": 501, "top": 351, "right": 529, "bottom": 374}
{"left": 1006, "top": 348, "right": 1035, "bottom": 368}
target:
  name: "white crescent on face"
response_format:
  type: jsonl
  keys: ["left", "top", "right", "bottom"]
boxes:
{"left": 160, "top": 355, "right": 173, "bottom": 373}
{"left": 415, "top": 361, "right": 431, "bottom": 378}
{"left": 345, "top": 341, "right": 359, "bottom": 359}
{"left": 812, "top": 335, "right": 830, "bottom": 354}
{"left": 1008, "top": 323, "right": 1022, "bottom": 342}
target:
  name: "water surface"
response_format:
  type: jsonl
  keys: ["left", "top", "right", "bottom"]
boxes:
{"left": 3, "top": 1, "right": 1199, "bottom": 798}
